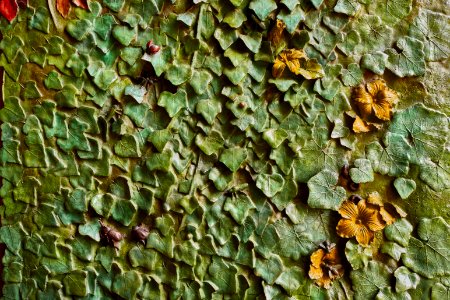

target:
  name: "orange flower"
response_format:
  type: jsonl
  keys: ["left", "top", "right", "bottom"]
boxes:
{"left": 336, "top": 200, "right": 385, "bottom": 246}
{"left": 353, "top": 79, "right": 398, "bottom": 122}
{"left": 309, "top": 244, "right": 344, "bottom": 289}
{"left": 366, "top": 192, "right": 407, "bottom": 226}
{"left": 272, "top": 49, "right": 307, "bottom": 78}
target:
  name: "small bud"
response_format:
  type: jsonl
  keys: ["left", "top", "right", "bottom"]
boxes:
{"left": 348, "top": 194, "right": 363, "bottom": 203}
{"left": 348, "top": 181, "right": 360, "bottom": 192}
{"left": 132, "top": 224, "right": 150, "bottom": 244}
{"left": 146, "top": 40, "right": 160, "bottom": 55}
{"left": 99, "top": 220, "right": 123, "bottom": 249}
{"left": 341, "top": 164, "right": 350, "bottom": 179}
{"left": 238, "top": 102, "right": 246, "bottom": 108}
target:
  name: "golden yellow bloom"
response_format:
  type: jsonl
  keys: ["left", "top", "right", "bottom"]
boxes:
{"left": 353, "top": 79, "right": 398, "bottom": 121}
{"left": 268, "top": 19, "right": 286, "bottom": 47}
{"left": 272, "top": 49, "right": 307, "bottom": 78}
{"left": 366, "top": 192, "right": 407, "bottom": 226}
{"left": 336, "top": 200, "right": 385, "bottom": 246}
{"left": 309, "top": 245, "right": 344, "bottom": 289}
{"left": 352, "top": 116, "right": 371, "bottom": 133}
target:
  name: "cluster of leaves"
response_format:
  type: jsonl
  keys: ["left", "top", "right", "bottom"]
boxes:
{"left": 0, "top": 0, "right": 449, "bottom": 299}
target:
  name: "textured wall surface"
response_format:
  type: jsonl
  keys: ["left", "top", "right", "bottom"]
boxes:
{"left": 0, "top": 0, "right": 449, "bottom": 299}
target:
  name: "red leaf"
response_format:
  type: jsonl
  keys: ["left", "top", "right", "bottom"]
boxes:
{"left": 72, "top": 0, "right": 88, "bottom": 9}
{"left": 0, "top": 0, "right": 18, "bottom": 22}
{"left": 56, "top": 0, "right": 70, "bottom": 18}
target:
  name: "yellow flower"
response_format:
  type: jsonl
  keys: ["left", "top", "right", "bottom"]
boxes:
{"left": 353, "top": 79, "right": 398, "bottom": 122}
{"left": 272, "top": 49, "right": 307, "bottom": 78}
{"left": 336, "top": 200, "right": 385, "bottom": 246}
{"left": 309, "top": 245, "right": 344, "bottom": 289}
{"left": 366, "top": 192, "right": 407, "bottom": 226}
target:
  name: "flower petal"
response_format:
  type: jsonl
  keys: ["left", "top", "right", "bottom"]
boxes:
{"left": 373, "top": 101, "right": 392, "bottom": 121}
{"left": 353, "top": 85, "right": 373, "bottom": 104}
{"left": 338, "top": 201, "right": 358, "bottom": 219}
{"left": 355, "top": 226, "right": 374, "bottom": 246}
{"left": 272, "top": 60, "right": 286, "bottom": 78}
{"left": 366, "top": 211, "right": 386, "bottom": 231}
{"left": 309, "top": 265, "right": 324, "bottom": 280}
{"left": 310, "top": 249, "right": 325, "bottom": 267}
{"left": 366, "top": 79, "right": 386, "bottom": 96}
{"left": 337, "top": 219, "right": 358, "bottom": 238}
{"left": 353, "top": 116, "right": 371, "bottom": 133}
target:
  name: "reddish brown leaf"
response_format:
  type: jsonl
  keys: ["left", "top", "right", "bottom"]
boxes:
{"left": 72, "top": 0, "right": 88, "bottom": 9}
{"left": 56, "top": 0, "right": 70, "bottom": 17}
{"left": 0, "top": 0, "right": 18, "bottom": 22}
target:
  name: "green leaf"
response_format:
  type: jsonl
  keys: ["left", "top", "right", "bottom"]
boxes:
{"left": 350, "top": 158, "right": 374, "bottom": 183}
{"left": 165, "top": 64, "right": 192, "bottom": 86}
{"left": 388, "top": 103, "right": 449, "bottom": 165}
{"left": 0, "top": 225, "right": 21, "bottom": 253}
{"left": 361, "top": 51, "right": 388, "bottom": 75}
{"left": 78, "top": 219, "right": 101, "bottom": 242}
{"left": 223, "top": 9, "right": 247, "bottom": 28}
{"left": 369, "top": 0, "right": 412, "bottom": 25}
{"left": 386, "top": 36, "right": 426, "bottom": 77}
{"left": 431, "top": 283, "right": 450, "bottom": 300}
{"left": 157, "top": 89, "right": 188, "bottom": 117}
{"left": 255, "top": 254, "right": 284, "bottom": 284}
{"left": 345, "top": 240, "right": 372, "bottom": 270}
{"left": 190, "top": 70, "right": 213, "bottom": 95}
{"left": 240, "top": 32, "right": 262, "bottom": 53}
{"left": 409, "top": 9, "right": 449, "bottom": 61}
{"left": 111, "top": 199, "right": 137, "bottom": 226}
{"left": 350, "top": 261, "right": 392, "bottom": 300}
{"left": 249, "top": 0, "right": 277, "bottom": 21}
{"left": 63, "top": 271, "right": 88, "bottom": 297}
{"left": 402, "top": 217, "right": 450, "bottom": 278}
{"left": 256, "top": 173, "right": 285, "bottom": 197}
{"left": 394, "top": 266, "right": 420, "bottom": 292}
{"left": 195, "top": 131, "right": 224, "bottom": 156}
{"left": 355, "top": 15, "right": 393, "bottom": 53}
{"left": 214, "top": 27, "right": 239, "bottom": 50}
{"left": 393, "top": 178, "right": 416, "bottom": 199}
{"left": 114, "top": 134, "right": 141, "bottom": 158}
{"left": 220, "top": 147, "right": 247, "bottom": 172}
{"left": 0, "top": 97, "right": 26, "bottom": 123}
{"left": 142, "top": 47, "right": 172, "bottom": 77}
{"left": 307, "top": 169, "right": 346, "bottom": 210}
{"left": 376, "top": 287, "right": 411, "bottom": 300}
{"left": 125, "top": 85, "right": 146, "bottom": 103}
{"left": 278, "top": 6, "right": 305, "bottom": 34}
{"left": 334, "top": 0, "right": 361, "bottom": 16}
{"left": 112, "top": 25, "right": 137, "bottom": 46}
{"left": 146, "top": 150, "right": 173, "bottom": 172}
{"left": 224, "top": 193, "right": 255, "bottom": 224}
{"left": 366, "top": 132, "right": 411, "bottom": 177}
{"left": 341, "top": 63, "right": 364, "bottom": 87}
{"left": 384, "top": 218, "right": 413, "bottom": 247}
{"left": 381, "top": 241, "right": 406, "bottom": 261}
{"left": 112, "top": 271, "right": 142, "bottom": 299}
{"left": 66, "top": 19, "right": 92, "bottom": 41}
{"left": 262, "top": 129, "right": 288, "bottom": 148}
{"left": 297, "top": 58, "right": 325, "bottom": 80}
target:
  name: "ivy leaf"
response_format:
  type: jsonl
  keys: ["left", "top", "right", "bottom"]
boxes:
{"left": 255, "top": 254, "right": 284, "bottom": 284}
{"left": 190, "top": 70, "right": 213, "bottom": 95}
{"left": 195, "top": 131, "right": 224, "bottom": 156}
{"left": 369, "top": 0, "right": 412, "bottom": 25}
{"left": 387, "top": 104, "right": 449, "bottom": 164}
{"left": 334, "top": 0, "right": 361, "bottom": 16}
{"left": 361, "top": 51, "right": 388, "bottom": 75}
{"left": 142, "top": 47, "right": 172, "bottom": 77}
{"left": 402, "top": 217, "right": 450, "bottom": 278}
{"left": 394, "top": 266, "right": 420, "bottom": 292}
{"left": 384, "top": 218, "right": 413, "bottom": 247}
{"left": 350, "top": 158, "right": 374, "bottom": 183}
{"left": 385, "top": 36, "right": 426, "bottom": 77}
{"left": 78, "top": 219, "right": 101, "bottom": 242}
{"left": 63, "top": 271, "right": 88, "bottom": 297}
{"left": 409, "top": 9, "right": 449, "bottom": 61}
{"left": 340, "top": 63, "right": 363, "bottom": 87}
{"left": 165, "top": 64, "right": 192, "bottom": 86}
{"left": 0, "top": 225, "right": 21, "bottom": 253}
{"left": 432, "top": 283, "right": 450, "bottom": 299}
{"left": 345, "top": 240, "right": 372, "bottom": 270}
{"left": 375, "top": 287, "right": 411, "bottom": 300}
{"left": 220, "top": 147, "right": 247, "bottom": 172}
{"left": 157, "top": 89, "right": 188, "bottom": 117}
{"left": 114, "top": 134, "right": 141, "bottom": 158}
{"left": 249, "top": 0, "right": 277, "bottom": 21}
{"left": 355, "top": 15, "right": 393, "bottom": 53}
{"left": 256, "top": 173, "right": 285, "bottom": 197}
{"left": 393, "top": 178, "right": 416, "bottom": 199}
{"left": 112, "top": 271, "right": 142, "bottom": 299}
{"left": 196, "top": 99, "right": 221, "bottom": 124}
{"left": 0, "top": 97, "right": 25, "bottom": 123}
{"left": 297, "top": 58, "right": 325, "bottom": 80}
{"left": 262, "top": 128, "right": 288, "bottom": 148}
{"left": 350, "top": 261, "right": 391, "bottom": 300}
{"left": 366, "top": 132, "right": 411, "bottom": 177}
{"left": 307, "top": 169, "right": 346, "bottom": 210}
{"left": 224, "top": 193, "right": 255, "bottom": 224}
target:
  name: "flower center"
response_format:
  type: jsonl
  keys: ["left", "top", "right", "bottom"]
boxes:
{"left": 355, "top": 218, "right": 363, "bottom": 225}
